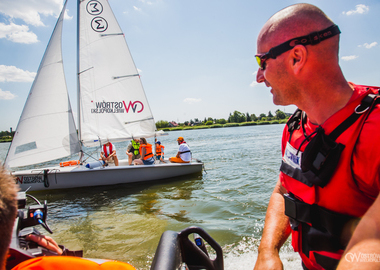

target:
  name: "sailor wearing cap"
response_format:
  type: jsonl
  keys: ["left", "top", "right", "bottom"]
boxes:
{"left": 169, "top": 137, "right": 191, "bottom": 163}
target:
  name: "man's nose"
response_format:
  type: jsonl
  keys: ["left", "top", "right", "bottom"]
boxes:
{"left": 256, "top": 68, "right": 265, "bottom": 83}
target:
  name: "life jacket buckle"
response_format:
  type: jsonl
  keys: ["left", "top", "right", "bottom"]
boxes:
{"left": 354, "top": 103, "right": 370, "bottom": 114}
{"left": 355, "top": 94, "right": 377, "bottom": 114}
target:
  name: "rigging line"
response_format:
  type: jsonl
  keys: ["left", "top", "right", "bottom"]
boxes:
{"left": 101, "top": 33, "right": 124, "bottom": 37}
{"left": 124, "top": 117, "right": 154, "bottom": 125}
{"left": 78, "top": 66, "right": 94, "bottom": 75}
{"left": 113, "top": 74, "right": 139, "bottom": 80}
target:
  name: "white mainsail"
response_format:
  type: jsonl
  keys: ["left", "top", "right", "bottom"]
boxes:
{"left": 4, "top": 0, "right": 80, "bottom": 168}
{"left": 78, "top": 0, "right": 156, "bottom": 147}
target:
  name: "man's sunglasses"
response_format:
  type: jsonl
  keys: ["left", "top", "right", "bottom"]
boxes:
{"left": 255, "top": 24, "right": 341, "bottom": 70}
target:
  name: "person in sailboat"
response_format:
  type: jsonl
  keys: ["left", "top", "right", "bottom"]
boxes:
{"left": 169, "top": 137, "right": 191, "bottom": 163}
{"left": 133, "top": 138, "right": 155, "bottom": 165}
{"left": 100, "top": 141, "right": 119, "bottom": 166}
{"left": 155, "top": 140, "right": 165, "bottom": 162}
{"left": 126, "top": 138, "right": 141, "bottom": 165}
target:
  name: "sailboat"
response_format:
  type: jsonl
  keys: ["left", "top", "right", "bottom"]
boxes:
{"left": 4, "top": 0, "right": 203, "bottom": 191}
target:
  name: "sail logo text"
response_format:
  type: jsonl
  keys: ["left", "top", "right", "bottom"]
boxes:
{"left": 91, "top": 101, "right": 144, "bottom": 113}
{"left": 16, "top": 176, "right": 44, "bottom": 184}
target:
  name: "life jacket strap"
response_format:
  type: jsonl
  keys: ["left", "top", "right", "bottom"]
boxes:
{"left": 329, "top": 93, "right": 380, "bottom": 141}
{"left": 179, "top": 150, "right": 191, "bottom": 154}
{"left": 283, "top": 193, "right": 355, "bottom": 239}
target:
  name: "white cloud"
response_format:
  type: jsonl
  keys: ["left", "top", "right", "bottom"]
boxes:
{"left": 0, "top": 22, "right": 38, "bottom": 44}
{"left": 138, "top": 0, "right": 154, "bottom": 5}
{"left": 341, "top": 55, "right": 359, "bottom": 61}
{"left": 0, "top": 89, "right": 16, "bottom": 100}
{"left": 0, "top": 0, "right": 63, "bottom": 27}
{"left": 64, "top": 9, "right": 73, "bottom": 21}
{"left": 0, "top": 65, "right": 36, "bottom": 82}
{"left": 342, "top": 4, "right": 369, "bottom": 16}
{"left": 133, "top": 6, "right": 142, "bottom": 12}
{"left": 250, "top": 71, "right": 260, "bottom": 88}
{"left": 358, "top": 42, "right": 378, "bottom": 49}
{"left": 250, "top": 81, "right": 260, "bottom": 88}
{"left": 183, "top": 98, "right": 202, "bottom": 104}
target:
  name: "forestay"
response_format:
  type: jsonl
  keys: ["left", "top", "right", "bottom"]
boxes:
{"left": 4, "top": 1, "right": 80, "bottom": 168}
{"left": 78, "top": 0, "right": 156, "bottom": 147}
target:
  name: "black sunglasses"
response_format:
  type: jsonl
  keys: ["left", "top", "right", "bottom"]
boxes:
{"left": 255, "top": 24, "right": 341, "bottom": 70}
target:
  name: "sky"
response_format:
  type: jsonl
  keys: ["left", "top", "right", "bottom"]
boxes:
{"left": 0, "top": 0, "right": 379, "bottom": 131}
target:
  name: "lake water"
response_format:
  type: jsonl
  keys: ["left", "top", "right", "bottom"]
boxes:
{"left": 0, "top": 124, "right": 302, "bottom": 270}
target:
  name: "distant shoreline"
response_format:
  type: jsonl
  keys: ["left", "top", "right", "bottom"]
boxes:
{"left": 0, "top": 120, "right": 288, "bottom": 143}
{"left": 160, "top": 119, "right": 288, "bottom": 132}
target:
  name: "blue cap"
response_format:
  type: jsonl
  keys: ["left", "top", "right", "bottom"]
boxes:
{"left": 155, "top": 141, "right": 161, "bottom": 145}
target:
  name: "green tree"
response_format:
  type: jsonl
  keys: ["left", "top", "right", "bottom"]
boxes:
{"left": 216, "top": 118, "right": 227, "bottom": 124}
{"left": 246, "top": 112, "right": 252, "bottom": 122}
{"left": 259, "top": 113, "right": 266, "bottom": 120}
{"left": 205, "top": 121, "right": 213, "bottom": 125}
{"left": 275, "top": 109, "right": 286, "bottom": 120}
{"left": 232, "top": 111, "right": 246, "bottom": 123}
{"left": 251, "top": 114, "right": 258, "bottom": 122}
{"left": 156, "top": 120, "right": 169, "bottom": 129}
{"left": 268, "top": 111, "right": 273, "bottom": 118}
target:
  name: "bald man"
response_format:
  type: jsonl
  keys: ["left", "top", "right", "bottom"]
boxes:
{"left": 254, "top": 3, "right": 380, "bottom": 270}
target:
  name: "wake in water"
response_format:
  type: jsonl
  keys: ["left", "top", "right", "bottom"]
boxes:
{"left": 223, "top": 236, "right": 302, "bottom": 270}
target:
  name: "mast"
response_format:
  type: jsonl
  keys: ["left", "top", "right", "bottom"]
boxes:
{"left": 77, "top": 0, "right": 81, "bottom": 143}
{"left": 77, "top": 0, "right": 84, "bottom": 161}
{"left": 77, "top": 0, "right": 82, "bottom": 143}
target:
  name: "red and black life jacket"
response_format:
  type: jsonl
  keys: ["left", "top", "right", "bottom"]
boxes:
{"left": 280, "top": 84, "right": 380, "bottom": 270}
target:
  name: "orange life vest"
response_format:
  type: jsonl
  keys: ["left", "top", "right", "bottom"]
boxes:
{"left": 280, "top": 84, "right": 380, "bottom": 270}
{"left": 59, "top": 160, "right": 80, "bottom": 167}
{"left": 103, "top": 143, "right": 113, "bottom": 158}
{"left": 155, "top": 145, "right": 164, "bottom": 155}
{"left": 11, "top": 256, "right": 136, "bottom": 270}
{"left": 140, "top": 143, "right": 153, "bottom": 160}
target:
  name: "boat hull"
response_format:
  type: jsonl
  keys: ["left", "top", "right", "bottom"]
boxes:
{"left": 10, "top": 160, "right": 203, "bottom": 191}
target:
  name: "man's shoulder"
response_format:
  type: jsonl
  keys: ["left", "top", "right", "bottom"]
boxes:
{"left": 180, "top": 143, "right": 190, "bottom": 150}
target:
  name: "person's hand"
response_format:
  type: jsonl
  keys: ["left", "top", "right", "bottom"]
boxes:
{"left": 254, "top": 250, "right": 283, "bottom": 270}
{"left": 25, "top": 234, "right": 63, "bottom": 255}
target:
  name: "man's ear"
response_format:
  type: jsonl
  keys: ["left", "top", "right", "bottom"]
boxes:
{"left": 290, "top": 45, "right": 307, "bottom": 75}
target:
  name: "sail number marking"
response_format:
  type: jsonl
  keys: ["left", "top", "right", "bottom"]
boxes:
{"left": 87, "top": 0, "right": 103, "bottom": 15}
{"left": 91, "top": 17, "right": 108, "bottom": 32}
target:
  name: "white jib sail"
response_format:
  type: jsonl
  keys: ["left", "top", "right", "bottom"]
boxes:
{"left": 4, "top": 0, "right": 81, "bottom": 169}
{"left": 79, "top": 0, "right": 156, "bottom": 147}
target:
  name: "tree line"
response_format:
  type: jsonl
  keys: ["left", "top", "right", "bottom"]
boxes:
{"left": 0, "top": 110, "right": 289, "bottom": 139}
{"left": 0, "top": 130, "right": 15, "bottom": 142}
{"left": 156, "top": 109, "right": 289, "bottom": 129}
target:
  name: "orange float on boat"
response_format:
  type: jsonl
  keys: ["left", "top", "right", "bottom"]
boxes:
{"left": 59, "top": 160, "right": 80, "bottom": 167}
